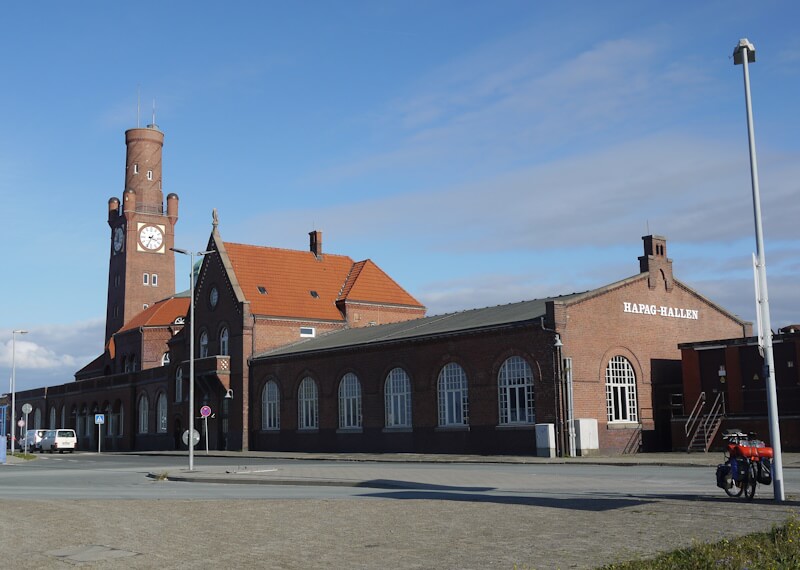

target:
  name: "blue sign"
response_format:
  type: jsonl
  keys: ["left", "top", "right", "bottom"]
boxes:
{"left": 95, "top": 414, "right": 105, "bottom": 425}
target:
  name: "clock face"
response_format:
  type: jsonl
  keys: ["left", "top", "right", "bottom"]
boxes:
{"left": 113, "top": 227, "right": 125, "bottom": 252}
{"left": 139, "top": 226, "right": 164, "bottom": 251}
{"left": 209, "top": 287, "right": 219, "bottom": 308}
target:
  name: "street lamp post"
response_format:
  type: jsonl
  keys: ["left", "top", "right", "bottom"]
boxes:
{"left": 10, "top": 329, "right": 28, "bottom": 454}
{"left": 171, "top": 247, "right": 213, "bottom": 471}
{"left": 733, "top": 38, "right": 784, "bottom": 502}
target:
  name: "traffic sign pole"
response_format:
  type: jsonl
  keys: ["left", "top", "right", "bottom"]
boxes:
{"left": 95, "top": 414, "right": 105, "bottom": 453}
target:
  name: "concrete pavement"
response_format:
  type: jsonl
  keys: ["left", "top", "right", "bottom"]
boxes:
{"left": 4, "top": 450, "right": 800, "bottom": 569}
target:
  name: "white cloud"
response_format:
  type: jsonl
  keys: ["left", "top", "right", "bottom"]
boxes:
{"left": 0, "top": 320, "right": 104, "bottom": 393}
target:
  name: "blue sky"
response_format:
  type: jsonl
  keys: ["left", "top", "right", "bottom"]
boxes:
{"left": 1, "top": 1, "right": 798, "bottom": 392}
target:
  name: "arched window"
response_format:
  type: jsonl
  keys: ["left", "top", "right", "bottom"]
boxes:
{"left": 606, "top": 355, "right": 638, "bottom": 423}
{"left": 174, "top": 367, "right": 184, "bottom": 403}
{"left": 105, "top": 403, "right": 113, "bottom": 437}
{"left": 297, "top": 377, "right": 318, "bottom": 430}
{"left": 49, "top": 406, "right": 56, "bottom": 429}
{"left": 437, "top": 363, "right": 469, "bottom": 427}
{"left": 77, "top": 406, "right": 87, "bottom": 438}
{"left": 199, "top": 330, "right": 209, "bottom": 358}
{"left": 219, "top": 327, "right": 229, "bottom": 356}
{"left": 261, "top": 380, "right": 280, "bottom": 431}
{"left": 116, "top": 402, "right": 124, "bottom": 437}
{"left": 88, "top": 406, "right": 97, "bottom": 440}
{"left": 60, "top": 405, "right": 66, "bottom": 429}
{"left": 156, "top": 393, "right": 168, "bottom": 433}
{"left": 33, "top": 408, "right": 42, "bottom": 429}
{"left": 384, "top": 368, "right": 412, "bottom": 428}
{"left": 338, "top": 373, "right": 362, "bottom": 430}
{"left": 498, "top": 356, "right": 535, "bottom": 425}
{"left": 137, "top": 394, "right": 149, "bottom": 434}
{"left": 161, "top": 352, "right": 170, "bottom": 366}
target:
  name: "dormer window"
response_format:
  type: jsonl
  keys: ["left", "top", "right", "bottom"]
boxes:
{"left": 310, "top": 290, "right": 319, "bottom": 298}
{"left": 257, "top": 286, "right": 267, "bottom": 295}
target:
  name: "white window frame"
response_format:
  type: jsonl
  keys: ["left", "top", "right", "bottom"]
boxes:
{"left": 261, "top": 380, "right": 280, "bottom": 431}
{"left": 174, "top": 367, "right": 183, "bottom": 402}
{"left": 297, "top": 377, "right": 319, "bottom": 430}
{"left": 143, "top": 273, "right": 149, "bottom": 286}
{"left": 147, "top": 170, "right": 153, "bottom": 180}
{"left": 300, "top": 327, "right": 316, "bottom": 338}
{"left": 137, "top": 394, "right": 149, "bottom": 434}
{"left": 384, "top": 368, "right": 412, "bottom": 428}
{"left": 605, "top": 355, "right": 639, "bottom": 423}
{"left": 152, "top": 273, "right": 158, "bottom": 286}
{"left": 338, "top": 373, "right": 362, "bottom": 430}
{"left": 156, "top": 393, "right": 168, "bottom": 433}
{"left": 133, "top": 163, "right": 139, "bottom": 174}
{"left": 437, "top": 363, "right": 469, "bottom": 427}
{"left": 161, "top": 352, "right": 170, "bottom": 366}
{"left": 219, "top": 327, "right": 229, "bottom": 356}
{"left": 498, "top": 356, "right": 535, "bottom": 425}
{"left": 199, "top": 330, "right": 209, "bottom": 358}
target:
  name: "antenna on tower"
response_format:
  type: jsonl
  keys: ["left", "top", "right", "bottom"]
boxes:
{"left": 152, "top": 98, "right": 156, "bottom": 126}
{"left": 137, "top": 86, "right": 141, "bottom": 128}
{"left": 646, "top": 219, "right": 650, "bottom": 235}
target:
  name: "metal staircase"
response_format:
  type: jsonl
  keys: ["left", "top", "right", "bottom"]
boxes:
{"left": 685, "top": 392, "right": 726, "bottom": 452}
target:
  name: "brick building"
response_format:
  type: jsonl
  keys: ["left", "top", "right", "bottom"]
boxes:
{"left": 675, "top": 325, "right": 800, "bottom": 452}
{"left": 247, "top": 235, "right": 750, "bottom": 454}
{"left": 8, "top": 124, "right": 760, "bottom": 455}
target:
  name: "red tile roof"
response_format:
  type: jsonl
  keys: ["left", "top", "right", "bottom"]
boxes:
{"left": 339, "top": 259, "right": 422, "bottom": 307}
{"left": 223, "top": 242, "right": 423, "bottom": 321}
{"left": 116, "top": 296, "right": 189, "bottom": 333}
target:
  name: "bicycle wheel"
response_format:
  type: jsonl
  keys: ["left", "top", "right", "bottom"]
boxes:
{"left": 723, "top": 459, "right": 744, "bottom": 497}
{"left": 744, "top": 461, "right": 758, "bottom": 500}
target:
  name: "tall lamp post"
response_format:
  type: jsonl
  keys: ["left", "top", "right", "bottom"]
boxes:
{"left": 10, "top": 329, "right": 28, "bottom": 454}
{"left": 733, "top": 38, "right": 784, "bottom": 502}
{"left": 171, "top": 248, "right": 213, "bottom": 471}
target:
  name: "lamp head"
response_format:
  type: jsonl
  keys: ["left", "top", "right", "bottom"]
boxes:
{"left": 733, "top": 38, "right": 756, "bottom": 65}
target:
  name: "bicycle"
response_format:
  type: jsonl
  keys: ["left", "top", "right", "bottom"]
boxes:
{"left": 716, "top": 429, "right": 773, "bottom": 500}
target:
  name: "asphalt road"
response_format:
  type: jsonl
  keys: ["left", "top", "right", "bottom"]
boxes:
{"left": 2, "top": 453, "right": 799, "bottom": 569}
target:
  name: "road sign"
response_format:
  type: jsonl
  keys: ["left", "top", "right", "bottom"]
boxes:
{"left": 182, "top": 429, "right": 200, "bottom": 447}
{"left": 95, "top": 414, "right": 105, "bottom": 424}
{"left": 17, "top": 419, "right": 24, "bottom": 428}
{"left": 21, "top": 403, "right": 32, "bottom": 414}
{"left": 200, "top": 405, "right": 212, "bottom": 418}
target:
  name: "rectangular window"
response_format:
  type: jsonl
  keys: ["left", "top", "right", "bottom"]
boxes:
{"left": 147, "top": 170, "right": 153, "bottom": 180}
{"left": 133, "top": 163, "right": 139, "bottom": 174}
{"left": 300, "top": 327, "right": 316, "bottom": 338}
{"left": 151, "top": 273, "right": 158, "bottom": 286}
{"left": 143, "top": 273, "right": 149, "bottom": 286}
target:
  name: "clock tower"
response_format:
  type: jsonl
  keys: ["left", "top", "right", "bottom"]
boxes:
{"left": 105, "top": 124, "right": 179, "bottom": 343}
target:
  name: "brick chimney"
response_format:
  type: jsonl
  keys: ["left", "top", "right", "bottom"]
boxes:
{"left": 638, "top": 235, "right": 673, "bottom": 291}
{"left": 309, "top": 230, "right": 322, "bottom": 259}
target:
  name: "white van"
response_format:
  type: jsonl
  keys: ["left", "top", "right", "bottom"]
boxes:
{"left": 22, "top": 429, "right": 49, "bottom": 452}
{"left": 40, "top": 429, "right": 77, "bottom": 453}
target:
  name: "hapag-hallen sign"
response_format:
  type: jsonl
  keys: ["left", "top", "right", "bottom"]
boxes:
{"left": 623, "top": 302, "right": 699, "bottom": 320}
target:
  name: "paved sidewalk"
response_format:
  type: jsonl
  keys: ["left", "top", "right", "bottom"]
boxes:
{"left": 4, "top": 450, "right": 800, "bottom": 569}
{"left": 126, "top": 449, "right": 800, "bottom": 487}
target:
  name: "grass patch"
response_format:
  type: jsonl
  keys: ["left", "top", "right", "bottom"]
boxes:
{"left": 8, "top": 451, "right": 36, "bottom": 460}
{"left": 598, "top": 516, "right": 800, "bottom": 569}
